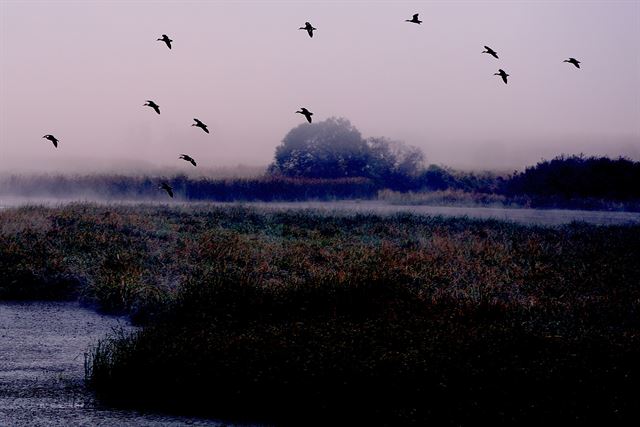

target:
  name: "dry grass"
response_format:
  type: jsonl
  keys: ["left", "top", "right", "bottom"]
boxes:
{"left": 2, "top": 204, "right": 640, "bottom": 424}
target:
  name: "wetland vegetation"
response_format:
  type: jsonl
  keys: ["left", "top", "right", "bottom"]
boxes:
{"left": 1, "top": 204, "right": 639, "bottom": 424}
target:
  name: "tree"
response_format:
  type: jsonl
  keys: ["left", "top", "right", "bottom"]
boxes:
{"left": 367, "top": 136, "right": 423, "bottom": 174}
{"left": 270, "top": 117, "right": 371, "bottom": 178}
{"left": 270, "top": 117, "right": 426, "bottom": 187}
{"left": 503, "top": 155, "right": 640, "bottom": 200}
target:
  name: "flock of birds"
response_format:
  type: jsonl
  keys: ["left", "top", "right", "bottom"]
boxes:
{"left": 41, "top": 13, "right": 582, "bottom": 198}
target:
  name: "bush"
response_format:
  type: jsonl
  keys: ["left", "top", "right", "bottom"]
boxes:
{"left": 503, "top": 155, "right": 640, "bottom": 200}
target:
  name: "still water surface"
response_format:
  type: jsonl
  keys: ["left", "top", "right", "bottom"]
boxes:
{"left": 0, "top": 302, "right": 246, "bottom": 426}
{"left": 2, "top": 196, "right": 639, "bottom": 226}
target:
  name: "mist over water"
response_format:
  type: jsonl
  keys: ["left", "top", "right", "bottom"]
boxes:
{"left": 2, "top": 197, "right": 639, "bottom": 226}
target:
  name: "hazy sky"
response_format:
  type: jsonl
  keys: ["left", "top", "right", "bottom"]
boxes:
{"left": 1, "top": 0, "right": 639, "bottom": 173}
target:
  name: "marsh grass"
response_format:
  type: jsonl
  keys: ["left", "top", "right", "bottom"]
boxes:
{"left": 2, "top": 204, "right": 640, "bottom": 424}
{"left": 378, "top": 189, "right": 516, "bottom": 207}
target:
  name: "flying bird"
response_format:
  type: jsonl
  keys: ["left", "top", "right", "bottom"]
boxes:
{"left": 159, "top": 182, "right": 174, "bottom": 198}
{"left": 494, "top": 69, "right": 509, "bottom": 84}
{"left": 157, "top": 34, "right": 173, "bottom": 49}
{"left": 482, "top": 46, "right": 499, "bottom": 59}
{"left": 296, "top": 107, "right": 313, "bottom": 123}
{"left": 405, "top": 13, "right": 422, "bottom": 24}
{"left": 43, "top": 134, "right": 59, "bottom": 148}
{"left": 179, "top": 154, "right": 197, "bottom": 167}
{"left": 144, "top": 100, "right": 160, "bottom": 114}
{"left": 191, "top": 118, "right": 209, "bottom": 134}
{"left": 563, "top": 58, "right": 581, "bottom": 69}
{"left": 299, "top": 22, "right": 317, "bottom": 38}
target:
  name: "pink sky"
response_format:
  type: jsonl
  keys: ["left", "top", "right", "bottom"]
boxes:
{"left": 1, "top": 0, "right": 639, "bottom": 173}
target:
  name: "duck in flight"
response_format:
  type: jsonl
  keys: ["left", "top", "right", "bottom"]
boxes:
{"left": 43, "top": 134, "right": 59, "bottom": 148}
{"left": 144, "top": 100, "right": 160, "bottom": 114}
{"left": 299, "top": 22, "right": 317, "bottom": 38}
{"left": 563, "top": 58, "right": 581, "bottom": 69}
{"left": 482, "top": 46, "right": 499, "bottom": 59}
{"left": 405, "top": 13, "right": 422, "bottom": 24}
{"left": 179, "top": 154, "right": 197, "bottom": 167}
{"left": 296, "top": 107, "right": 313, "bottom": 123}
{"left": 159, "top": 182, "right": 174, "bottom": 198}
{"left": 494, "top": 69, "right": 509, "bottom": 84}
{"left": 157, "top": 34, "right": 173, "bottom": 49}
{"left": 192, "top": 118, "right": 209, "bottom": 134}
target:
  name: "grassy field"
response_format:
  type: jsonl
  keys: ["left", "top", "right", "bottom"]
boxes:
{"left": 1, "top": 204, "right": 639, "bottom": 425}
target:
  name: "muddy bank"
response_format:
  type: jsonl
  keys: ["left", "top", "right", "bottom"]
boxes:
{"left": 0, "top": 302, "right": 235, "bottom": 426}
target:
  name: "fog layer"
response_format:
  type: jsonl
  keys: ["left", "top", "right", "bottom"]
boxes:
{"left": 1, "top": 1, "right": 638, "bottom": 173}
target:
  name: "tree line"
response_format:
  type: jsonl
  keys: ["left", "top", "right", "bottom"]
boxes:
{"left": 2, "top": 117, "right": 638, "bottom": 208}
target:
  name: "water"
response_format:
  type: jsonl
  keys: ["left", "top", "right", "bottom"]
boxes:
{"left": 239, "top": 201, "right": 640, "bottom": 226}
{"left": 2, "top": 196, "right": 638, "bottom": 226}
{"left": 0, "top": 302, "right": 235, "bottom": 426}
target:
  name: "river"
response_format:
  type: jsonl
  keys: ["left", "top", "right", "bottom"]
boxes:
{"left": 0, "top": 302, "right": 247, "bottom": 426}
{"left": 1, "top": 197, "right": 639, "bottom": 226}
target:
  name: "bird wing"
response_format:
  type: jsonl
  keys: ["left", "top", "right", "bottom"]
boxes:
{"left": 413, "top": 14, "right": 419, "bottom": 20}
{"left": 305, "top": 114, "right": 312, "bottom": 123}
{"left": 484, "top": 46, "right": 498, "bottom": 57}
{"left": 191, "top": 159, "right": 197, "bottom": 166}
{"left": 53, "top": 140, "right": 58, "bottom": 148}
{"left": 307, "top": 28, "right": 313, "bottom": 37}
{"left": 161, "top": 184, "right": 173, "bottom": 197}
{"left": 153, "top": 105, "right": 160, "bottom": 114}
{"left": 502, "top": 74, "right": 508, "bottom": 84}
{"left": 203, "top": 126, "right": 210, "bottom": 133}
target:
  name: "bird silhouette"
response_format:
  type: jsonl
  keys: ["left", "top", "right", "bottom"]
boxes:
{"left": 563, "top": 58, "right": 581, "bottom": 69}
{"left": 43, "top": 134, "right": 59, "bottom": 148}
{"left": 405, "top": 13, "right": 422, "bottom": 24}
{"left": 179, "top": 154, "right": 197, "bottom": 167}
{"left": 494, "top": 69, "right": 509, "bottom": 84}
{"left": 482, "top": 46, "right": 499, "bottom": 59}
{"left": 144, "top": 100, "right": 160, "bottom": 114}
{"left": 192, "top": 118, "right": 209, "bottom": 134}
{"left": 296, "top": 107, "right": 313, "bottom": 123}
{"left": 157, "top": 34, "right": 173, "bottom": 49}
{"left": 299, "top": 22, "right": 317, "bottom": 38}
{"left": 159, "top": 182, "right": 174, "bottom": 198}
